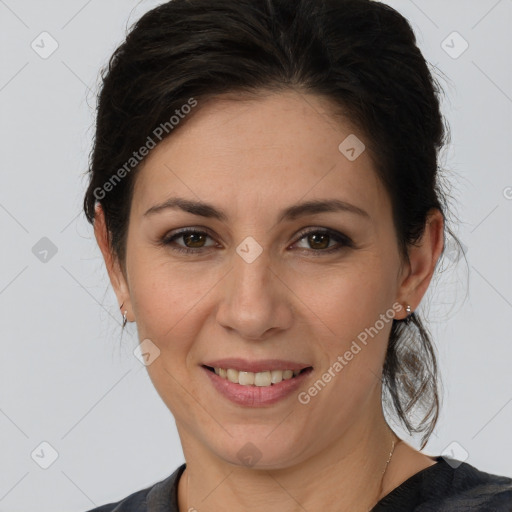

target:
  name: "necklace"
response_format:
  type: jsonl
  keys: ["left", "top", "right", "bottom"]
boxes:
{"left": 180, "top": 433, "right": 401, "bottom": 511}
{"left": 368, "top": 432, "right": 400, "bottom": 511}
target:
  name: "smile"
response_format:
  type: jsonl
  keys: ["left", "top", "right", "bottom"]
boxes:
{"left": 201, "top": 364, "right": 314, "bottom": 407}
{"left": 204, "top": 366, "right": 311, "bottom": 387}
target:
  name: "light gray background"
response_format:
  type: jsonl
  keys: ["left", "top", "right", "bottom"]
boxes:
{"left": 0, "top": 0, "right": 511, "bottom": 510}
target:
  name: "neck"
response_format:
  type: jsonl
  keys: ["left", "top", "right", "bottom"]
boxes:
{"left": 177, "top": 408, "right": 400, "bottom": 512}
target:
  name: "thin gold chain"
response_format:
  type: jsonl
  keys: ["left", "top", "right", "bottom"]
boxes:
{"left": 368, "top": 431, "right": 400, "bottom": 511}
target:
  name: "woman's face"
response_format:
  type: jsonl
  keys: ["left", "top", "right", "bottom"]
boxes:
{"left": 106, "top": 90, "right": 415, "bottom": 468}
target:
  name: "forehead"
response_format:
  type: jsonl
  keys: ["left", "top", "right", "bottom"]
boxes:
{"left": 131, "top": 90, "right": 387, "bottom": 222}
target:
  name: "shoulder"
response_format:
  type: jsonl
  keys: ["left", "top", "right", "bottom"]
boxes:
{"left": 374, "top": 456, "right": 512, "bottom": 511}
{"left": 442, "top": 458, "right": 512, "bottom": 511}
{"left": 82, "top": 485, "right": 148, "bottom": 512}
{"left": 81, "top": 464, "right": 186, "bottom": 512}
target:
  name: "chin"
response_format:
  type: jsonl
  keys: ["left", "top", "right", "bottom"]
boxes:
{"left": 213, "top": 432, "right": 306, "bottom": 470}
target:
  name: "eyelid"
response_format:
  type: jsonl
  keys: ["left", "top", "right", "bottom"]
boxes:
{"left": 291, "top": 226, "right": 354, "bottom": 251}
{"left": 161, "top": 226, "right": 218, "bottom": 248}
{"left": 161, "top": 226, "right": 354, "bottom": 254}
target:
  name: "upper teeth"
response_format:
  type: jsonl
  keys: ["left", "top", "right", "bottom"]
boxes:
{"left": 213, "top": 368, "right": 301, "bottom": 386}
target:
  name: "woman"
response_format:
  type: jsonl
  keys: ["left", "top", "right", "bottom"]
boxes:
{"left": 82, "top": 0, "right": 512, "bottom": 510}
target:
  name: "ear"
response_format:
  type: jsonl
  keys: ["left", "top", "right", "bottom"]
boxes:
{"left": 93, "top": 203, "right": 132, "bottom": 321}
{"left": 395, "top": 208, "right": 445, "bottom": 320}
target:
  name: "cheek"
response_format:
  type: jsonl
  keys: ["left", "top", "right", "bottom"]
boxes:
{"left": 295, "top": 257, "right": 398, "bottom": 382}
{"left": 127, "top": 246, "right": 213, "bottom": 342}
{"left": 299, "top": 259, "right": 396, "bottom": 334}
{"left": 127, "top": 259, "right": 212, "bottom": 419}
{"left": 298, "top": 270, "right": 397, "bottom": 422}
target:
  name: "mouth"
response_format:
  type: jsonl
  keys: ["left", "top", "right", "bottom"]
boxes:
{"left": 202, "top": 365, "right": 313, "bottom": 387}
{"left": 201, "top": 362, "right": 314, "bottom": 407}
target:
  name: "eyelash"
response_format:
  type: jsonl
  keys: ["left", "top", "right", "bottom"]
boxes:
{"left": 159, "top": 227, "right": 354, "bottom": 256}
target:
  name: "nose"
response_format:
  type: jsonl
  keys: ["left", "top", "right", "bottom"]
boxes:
{"left": 215, "top": 248, "right": 293, "bottom": 341}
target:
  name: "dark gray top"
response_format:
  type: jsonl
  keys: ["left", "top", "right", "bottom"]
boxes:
{"left": 83, "top": 456, "right": 512, "bottom": 511}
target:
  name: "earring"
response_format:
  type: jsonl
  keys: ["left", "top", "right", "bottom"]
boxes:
{"left": 405, "top": 304, "right": 412, "bottom": 315}
{"left": 120, "top": 302, "right": 128, "bottom": 327}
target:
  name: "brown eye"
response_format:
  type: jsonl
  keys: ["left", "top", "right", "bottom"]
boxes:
{"left": 182, "top": 232, "right": 207, "bottom": 248}
{"left": 161, "top": 227, "right": 353, "bottom": 256}
{"left": 294, "top": 228, "right": 354, "bottom": 254}
{"left": 161, "top": 229, "right": 216, "bottom": 254}
{"left": 307, "top": 232, "right": 331, "bottom": 250}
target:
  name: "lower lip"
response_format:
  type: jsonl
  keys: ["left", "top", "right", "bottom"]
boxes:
{"left": 201, "top": 366, "right": 313, "bottom": 407}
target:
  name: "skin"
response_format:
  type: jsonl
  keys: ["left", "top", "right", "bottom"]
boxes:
{"left": 95, "top": 90, "right": 444, "bottom": 511}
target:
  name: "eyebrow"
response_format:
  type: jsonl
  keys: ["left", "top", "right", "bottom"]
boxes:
{"left": 143, "top": 197, "right": 370, "bottom": 223}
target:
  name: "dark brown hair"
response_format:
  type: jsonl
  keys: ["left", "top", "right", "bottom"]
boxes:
{"left": 83, "top": 0, "right": 462, "bottom": 449}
